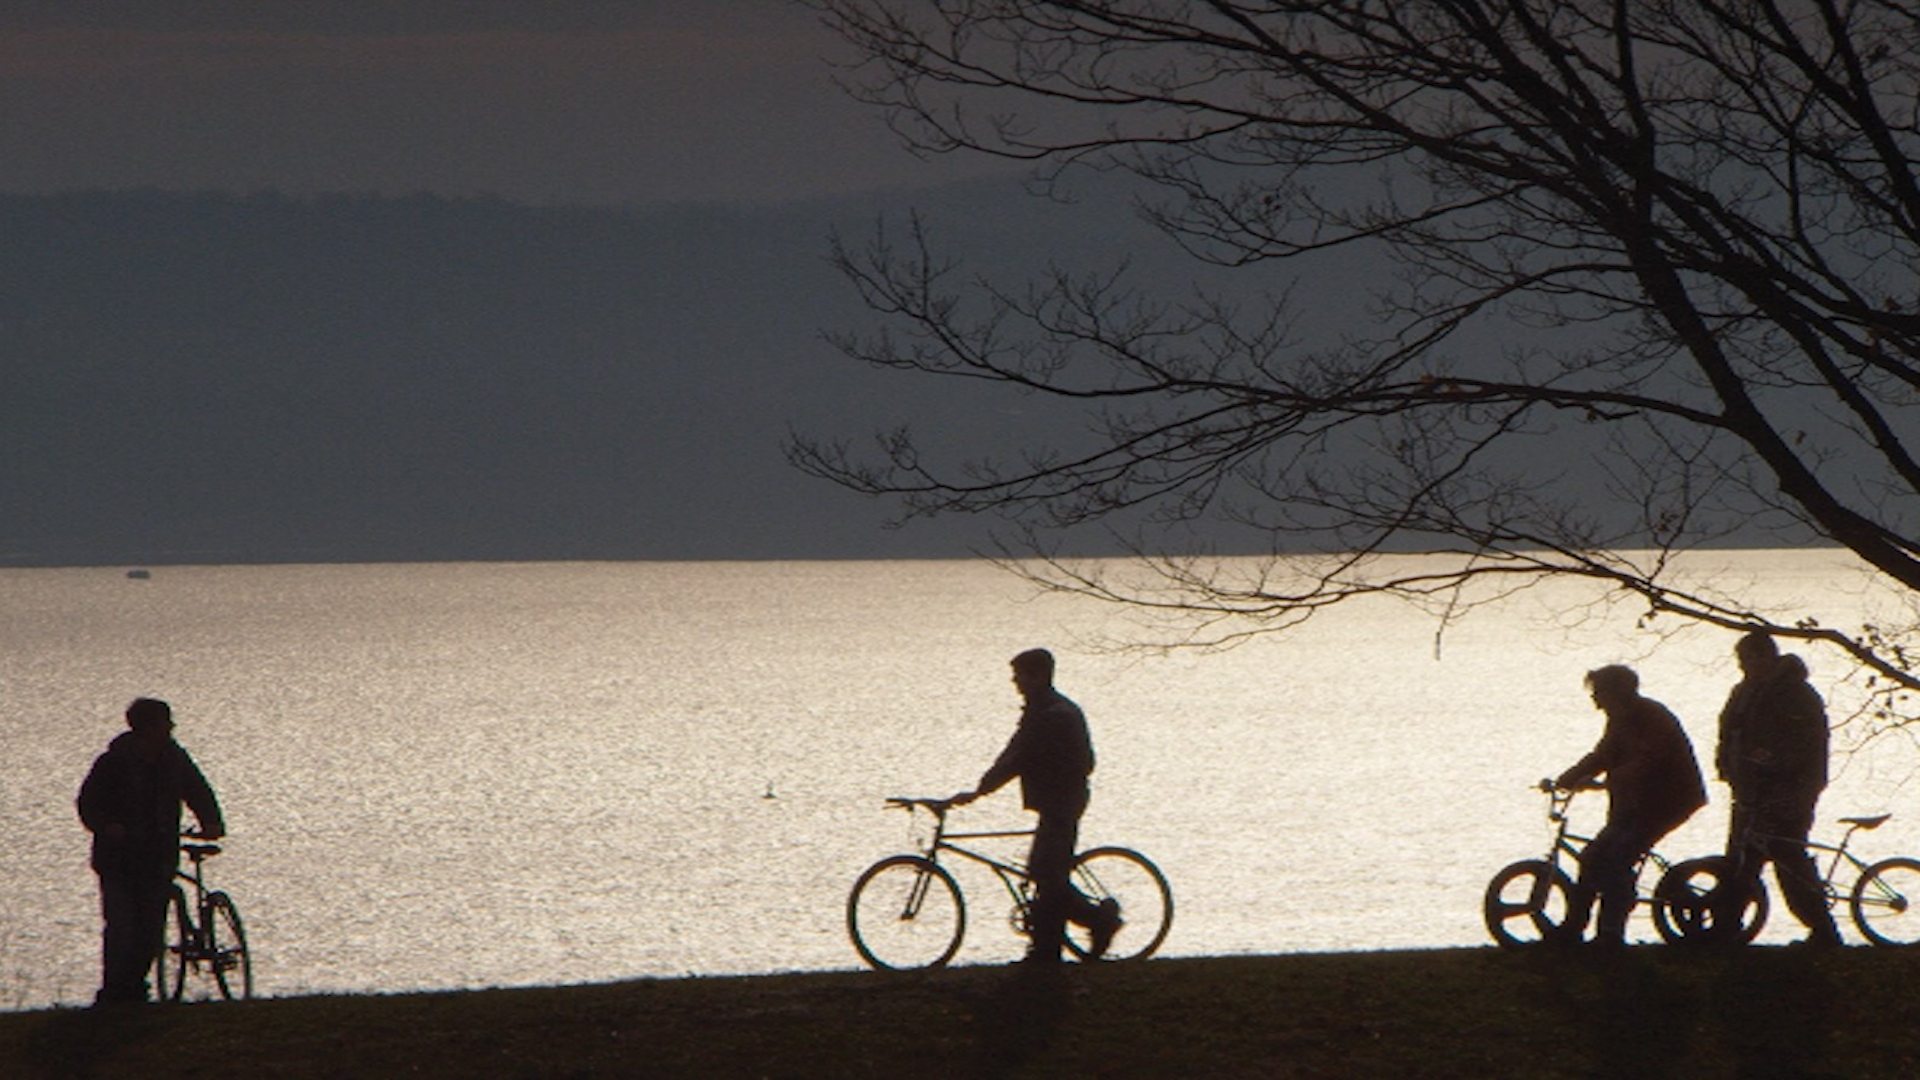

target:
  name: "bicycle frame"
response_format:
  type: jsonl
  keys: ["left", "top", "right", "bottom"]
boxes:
{"left": 1538, "top": 785, "right": 1583, "bottom": 873}
{"left": 1536, "top": 784, "right": 1674, "bottom": 897}
{"left": 176, "top": 844, "right": 216, "bottom": 908}
{"left": 170, "top": 844, "right": 223, "bottom": 970}
{"left": 897, "top": 798, "right": 1040, "bottom": 917}
{"left": 1809, "top": 840, "right": 1870, "bottom": 903}
{"left": 1737, "top": 814, "right": 1885, "bottom": 903}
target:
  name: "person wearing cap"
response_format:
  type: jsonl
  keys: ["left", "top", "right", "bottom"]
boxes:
{"left": 77, "top": 697, "right": 225, "bottom": 1006}
{"left": 952, "top": 648, "right": 1119, "bottom": 964}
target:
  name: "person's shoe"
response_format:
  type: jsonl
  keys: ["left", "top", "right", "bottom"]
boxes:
{"left": 1088, "top": 898, "right": 1123, "bottom": 959}
{"left": 1789, "top": 930, "right": 1843, "bottom": 950}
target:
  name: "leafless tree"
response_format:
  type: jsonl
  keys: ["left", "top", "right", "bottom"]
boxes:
{"left": 790, "top": 1, "right": 1920, "bottom": 709}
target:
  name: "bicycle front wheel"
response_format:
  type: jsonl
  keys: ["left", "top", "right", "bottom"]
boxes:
{"left": 1483, "top": 859, "right": 1573, "bottom": 947}
{"left": 206, "top": 892, "right": 254, "bottom": 999}
{"left": 1653, "top": 856, "right": 1769, "bottom": 945}
{"left": 155, "top": 885, "right": 192, "bottom": 1002}
{"left": 1851, "top": 856, "right": 1920, "bottom": 946}
{"left": 847, "top": 855, "right": 965, "bottom": 970}
{"left": 1064, "top": 847, "right": 1172, "bottom": 962}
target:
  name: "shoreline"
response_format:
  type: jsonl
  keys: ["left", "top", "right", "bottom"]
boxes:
{"left": 6, "top": 948, "right": 1920, "bottom": 1078}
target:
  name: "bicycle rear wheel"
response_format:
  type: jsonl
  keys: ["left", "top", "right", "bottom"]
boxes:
{"left": 847, "top": 855, "right": 965, "bottom": 970}
{"left": 1064, "top": 847, "right": 1172, "bottom": 961}
{"left": 206, "top": 892, "right": 254, "bottom": 999}
{"left": 1483, "top": 859, "right": 1573, "bottom": 947}
{"left": 1653, "top": 856, "right": 1769, "bottom": 944}
{"left": 1851, "top": 856, "right": 1920, "bottom": 946}
{"left": 155, "top": 885, "right": 192, "bottom": 1002}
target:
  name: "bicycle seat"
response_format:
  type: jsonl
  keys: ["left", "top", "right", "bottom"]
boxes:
{"left": 1840, "top": 814, "right": 1892, "bottom": 830}
{"left": 183, "top": 843, "right": 222, "bottom": 859}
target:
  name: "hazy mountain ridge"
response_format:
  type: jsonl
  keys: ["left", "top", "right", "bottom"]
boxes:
{"left": 0, "top": 184, "right": 1149, "bottom": 565}
{"left": 2, "top": 183, "right": 1796, "bottom": 567}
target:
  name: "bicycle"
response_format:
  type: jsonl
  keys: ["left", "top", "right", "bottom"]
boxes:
{"left": 1654, "top": 811, "right": 1920, "bottom": 946}
{"left": 847, "top": 796, "right": 1173, "bottom": 970}
{"left": 1483, "top": 780, "right": 1763, "bottom": 947}
{"left": 155, "top": 837, "right": 253, "bottom": 1001}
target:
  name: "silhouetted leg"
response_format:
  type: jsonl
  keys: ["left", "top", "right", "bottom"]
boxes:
{"left": 1026, "top": 813, "right": 1080, "bottom": 963}
{"left": 1726, "top": 801, "right": 1749, "bottom": 855}
{"left": 1576, "top": 822, "right": 1644, "bottom": 946}
{"left": 1765, "top": 816, "right": 1841, "bottom": 944}
{"left": 97, "top": 870, "right": 137, "bottom": 1003}
{"left": 135, "top": 874, "right": 174, "bottom": 985}
{"left": 1562, "top": 877, "right": 1597, "bottom": 943}
{"left": 96, "top": 869, "right": 168, "bottom": 1004}
{"left": 1715, "top": 803, "right": 1764, "bottom": 945}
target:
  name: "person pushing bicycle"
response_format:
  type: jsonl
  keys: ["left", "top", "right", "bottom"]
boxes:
{"left": 77, "top": 697, "right": 225, "bottom": 1007}
{"left": 1552, "top": 665, "right": 1706, "bottom": 947}
{"left": 951, "top": 648, "right": 1121, "bottom": 965}
{"left": 1714, "top": 630, "right": 1842, "bottom": 948}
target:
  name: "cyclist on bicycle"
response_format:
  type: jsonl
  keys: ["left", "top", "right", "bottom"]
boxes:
{"left": 1552, "top": 665, "right": 1706, "bottom": 947}
{"left": 77, "top": 697, "right": 225, "bottom": 1006}
{"left": 951, "top": 648, "right": 1121, "bottom": 965}
{"left": 1715, "top": 630, "right": 1842, "bottom": 948}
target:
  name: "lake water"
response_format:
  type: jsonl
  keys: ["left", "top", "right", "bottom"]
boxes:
{"left": 4, "top": 552, "right": 1918, "bottom": 1010}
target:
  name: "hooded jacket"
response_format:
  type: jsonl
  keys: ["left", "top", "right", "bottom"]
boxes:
{"left": 1715, "top": 653, "right": 1829, "bottom": 808}
{"left": 77, "top": 731, "right": 224, "bottom": 877}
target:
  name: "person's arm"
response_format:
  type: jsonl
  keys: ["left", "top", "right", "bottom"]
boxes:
{"left": 1714, "top": 691, "right": 1739, "bottom": 782}
{"left": 180, "top": 752, "right": 225, "bottom": 840}
{"left": 1555, "top": 750, "right": 1605, "bottom": 791}
{"left": 965, "top": 723, "right": 1031, "bottom": 803}
{"left": 1556, "top": 719, "right": 1618, "bottom": 790}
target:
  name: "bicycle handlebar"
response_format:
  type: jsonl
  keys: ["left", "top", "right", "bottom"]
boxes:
{"left": 885, "top": 796, "right": 955, "bottom": 815}
{"left": 1537, "top": 778, "right": 1604, "bottom": 794}
{"left": 1535, "top": 779, "right": 1604, "bottom": 825}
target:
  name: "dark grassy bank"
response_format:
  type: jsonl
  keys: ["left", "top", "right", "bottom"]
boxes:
{"left": 4, "top": 948, "right": 1918, "bottom": 1078}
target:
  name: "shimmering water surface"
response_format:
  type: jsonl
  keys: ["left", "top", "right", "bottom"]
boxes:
{"left": 4, "top": 553, "right": 1917, "bottom": 1009}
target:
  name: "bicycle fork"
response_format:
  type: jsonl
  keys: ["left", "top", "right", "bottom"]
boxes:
{"left": 897, "top": 864, "right": 938, "bottom": 922}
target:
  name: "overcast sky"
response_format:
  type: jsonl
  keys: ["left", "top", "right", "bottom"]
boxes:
{"left": 0, "top": 1, "right": 1003, "bottom": 206}
{"left": 0, "top": 2, "right": 1131, "bottom": 565}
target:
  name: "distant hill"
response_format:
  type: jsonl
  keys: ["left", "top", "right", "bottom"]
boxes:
{"left": 0, "top": 184, "right": 1182, "bottom": 565}
{"left": 2, "top": 182, "right": 1798, "bottom": 567}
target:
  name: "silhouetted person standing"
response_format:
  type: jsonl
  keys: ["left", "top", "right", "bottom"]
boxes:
{"left": 77, "top": 698, "right": 224, "bottom": 1005}
{"left": 1715, "top": 630, "right": 1841, "bottom": 946}
{"left": 1554, "top": 665, "right": 1706, "bottom": 947}
{"left": 953, "top": 648, "right": 1118, "bottom": 964}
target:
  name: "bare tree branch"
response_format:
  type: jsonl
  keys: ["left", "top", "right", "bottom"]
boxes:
{"left": 793, "top": 0, "right": 1920, "bottom": 712}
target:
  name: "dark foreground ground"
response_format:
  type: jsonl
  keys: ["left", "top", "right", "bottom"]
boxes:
{"left": 3, "top": 948, "right": 1917, "bottom": 1078}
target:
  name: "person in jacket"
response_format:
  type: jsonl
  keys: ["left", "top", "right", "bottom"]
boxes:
{"left": 77, "top": 698, "right": 225, "bottom": 1005}
{"left": 1554, "top": 664, "right": 1707, "bottom": 946}
{"left": 952, "top": 648, "right": 1119, "bottom": 964}
{"left": 1715, "top": 630, "right": 1841, "bottom": 946}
